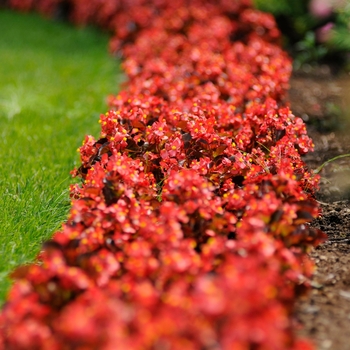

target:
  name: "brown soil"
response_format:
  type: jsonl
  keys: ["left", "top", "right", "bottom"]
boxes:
{"left": 289, "top": 66, "right": 350, "bottom": 350}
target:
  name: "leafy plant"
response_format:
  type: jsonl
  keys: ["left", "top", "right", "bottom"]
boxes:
{"left": 328, "top": 2, "right": 350, "bottom": 51}
{"left": 254, "top": 0, "right": 350, "bottom": 68}
{"left": 294, "top": 31, "right": 328, "bottom": 69}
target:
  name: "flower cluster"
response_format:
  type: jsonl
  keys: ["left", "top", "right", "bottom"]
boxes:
{"left": 1, "top": 1, "right": 326, "bottom": 349}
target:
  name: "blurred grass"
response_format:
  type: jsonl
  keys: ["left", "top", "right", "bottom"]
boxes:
{"left": 0, "top": 9, "right": 121, "bottom": 303}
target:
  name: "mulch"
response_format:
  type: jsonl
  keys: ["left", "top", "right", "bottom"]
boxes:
{"left": 290, "top": 67, "right": 350, "bottom": 350}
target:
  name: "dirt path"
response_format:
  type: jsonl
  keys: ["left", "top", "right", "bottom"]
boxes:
{"left": 290, "top": 68, "right": 350, "bottom": 350}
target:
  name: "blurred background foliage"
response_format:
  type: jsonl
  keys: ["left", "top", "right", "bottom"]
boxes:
{"left": 253, "top": 0, "right": 350, "bottom": 70}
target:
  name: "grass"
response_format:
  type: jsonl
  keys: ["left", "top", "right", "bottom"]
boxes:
{"left": 0, "top": 9, "right": 121, "bottom": 303}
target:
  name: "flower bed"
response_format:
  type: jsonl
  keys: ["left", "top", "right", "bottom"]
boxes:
{"left": 1, "top": 1, "right": 326, "bottom": 349}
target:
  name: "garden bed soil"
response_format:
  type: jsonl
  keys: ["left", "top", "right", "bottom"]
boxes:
{"left": 289, "top": 67, "right": 350, "bottom": 350}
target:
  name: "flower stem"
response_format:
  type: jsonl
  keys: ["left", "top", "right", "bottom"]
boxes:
{"left": 313, "top": 153, "right": 350, "bottom": 174}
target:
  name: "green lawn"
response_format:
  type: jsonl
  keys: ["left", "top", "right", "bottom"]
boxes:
{"left": 0, "top": 10, "right": 121, "bottom": 303}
